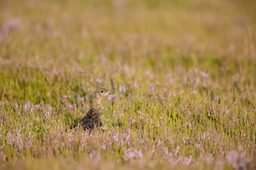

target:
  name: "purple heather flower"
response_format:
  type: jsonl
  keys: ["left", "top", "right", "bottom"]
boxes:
{"left": 124, "top": 148, "right": 143, "bottom": 160}
{"left": 6, "top": 132, "right": 15, "bottom": 145}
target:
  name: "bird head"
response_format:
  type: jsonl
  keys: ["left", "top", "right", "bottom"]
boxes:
{"left": 92, "top": 88, "right": 111, "bottom": 108}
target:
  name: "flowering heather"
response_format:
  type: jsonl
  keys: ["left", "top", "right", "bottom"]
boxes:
{"left": 0, "top": 0, "right": 256, "bottom": 169}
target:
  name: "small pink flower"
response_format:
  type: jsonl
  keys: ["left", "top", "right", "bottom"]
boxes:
{"left": 6, "top": 132, "right": 15, "bottom": 145}
{"left": 23, "top": 101, "right": 32, "bottom": 111}
{"left": 25, "top": 139, "right": 32, "bottom": 148}
{"left": 124, "top": 148, "right": 143, "bottom": 160}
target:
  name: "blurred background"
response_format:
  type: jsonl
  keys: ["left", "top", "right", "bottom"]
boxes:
{"left": 0, "top": 0, "right": 255, "bottom": 70}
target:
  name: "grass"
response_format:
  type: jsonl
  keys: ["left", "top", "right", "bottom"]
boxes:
{"left": 0, "top": 0, "right": 256, "bottom": 169}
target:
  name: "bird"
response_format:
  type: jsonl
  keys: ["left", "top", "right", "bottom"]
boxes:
{"left": 70, "top": 88, "right": 111, "bottom": 131}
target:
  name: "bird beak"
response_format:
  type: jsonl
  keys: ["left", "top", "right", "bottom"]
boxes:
{"left": 107, "top": 92, "right": 114, "bottom": 100}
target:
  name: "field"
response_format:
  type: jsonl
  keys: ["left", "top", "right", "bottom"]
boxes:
{"left": 0, "top": 0, "right": 256, "bottom": 169}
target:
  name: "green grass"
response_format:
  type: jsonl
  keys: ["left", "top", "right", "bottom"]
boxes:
{"left": 0, "top": 0, "right": 256, "bottom": 169}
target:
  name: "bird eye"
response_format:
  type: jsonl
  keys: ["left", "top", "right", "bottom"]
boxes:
{"left": 100, "top": 90, "right": 104, "bottom": 93}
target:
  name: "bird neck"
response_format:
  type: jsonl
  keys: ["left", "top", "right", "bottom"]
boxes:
{"left": 91, "top": 98, "right": 102, "bottom": 110}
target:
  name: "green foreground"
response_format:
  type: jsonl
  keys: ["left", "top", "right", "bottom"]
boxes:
{"left": 0, "top": 0, "right": 256, "bottom": 169}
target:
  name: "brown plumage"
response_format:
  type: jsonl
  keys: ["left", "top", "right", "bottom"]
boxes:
{"left": 70, "top": 88, "right": 111, "bottom": 131}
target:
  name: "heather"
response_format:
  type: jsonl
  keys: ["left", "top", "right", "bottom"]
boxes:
{"left": 0, "top": 0, "right": 256, "bottom": 169}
